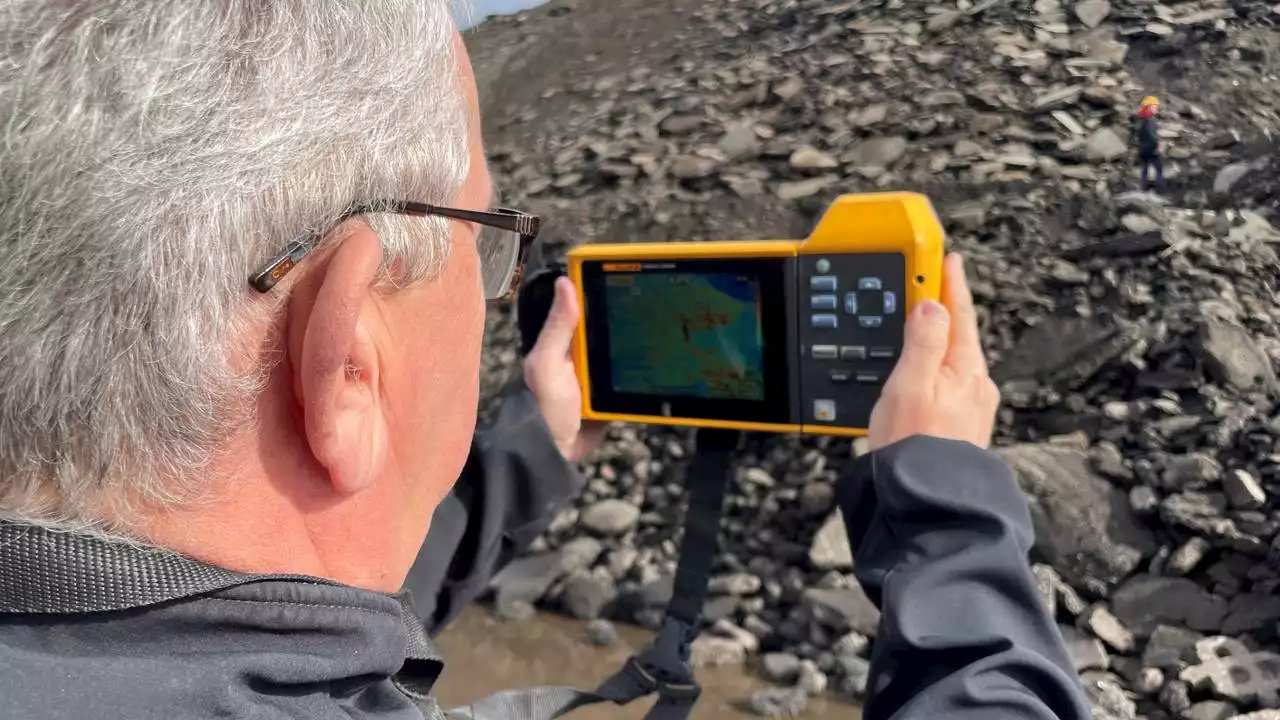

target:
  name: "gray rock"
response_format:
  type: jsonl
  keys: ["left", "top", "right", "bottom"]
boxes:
{"left": 1167, "top": 537, "right": 1212, "bottom": 577}
{"left": 580, "top": 499, "right": 641, "bottom": 535}
{"left": 1184, "top": 700, "right": 1239, "bottom": 720}
{"left": 789, "top": 146, "right": 839, "bottom": 171}
{"left": 1214, "top": 162, "right": 1252, "bottom": 194}
{"left": 1160, "top": 493, "right": 1266, "bottom": 556}
{"left": 809, "top": 512, "right": 853, "bottom": 570}
{"left": 998, "top": 444, "right": 1157, "bottom": 594}
{"left": 1112, "top": 575, "right": 1227, "bottom": 637}
{"left": 1121, "top": 213, "right": 1163, "bottom": 234}
{"left": 584, "top": 619, "right": 619, "bottom": 646}
{"left": 712, "top": 619, "right": 760, "bottom": 654}
{"left": 1130, "top": 486, "right": 1160, "bottom": 515}
{"left": 1085, "top": 127, "right": 1128, "bottom": 161}
{"left": 1032, "top": 86, "right": 1084, "bottom": 112}
{"left": 847, "top": 136, "right": 908, "bottom": 168}
{"left": 772, "top": 76, "right": 805, "bottom": 102}
{"left": 1142, "top": 625, "right": 1205, "bottom": 669}
{"left": 659, "top": 114, "right": 703, "bottom": 135}
{"left": 709, "top": 572, "right": 762, "bottom": 596}
{"left": 1162, "top": 453, "right": 1222, "bottom": 490}
{"left": 796, "top": 659, "right": 828, "bottom": 695}
{"left": 1061, "top": 625, "right": 1110, "bottom": 671}
{"left": 1198, "top": 318, "right": 1279, "bottom": 394}
{"left": 799, "top": 482, "right": 835, "bottom": 516}
{"left": 1223, "top": 593, "right": 1280, "bottom": 635}
{"left": 1135, "top": 667, "right": 1165, "bottom": 695}
{"left": 944, "top": 201, "right": 988, "bottom": 230}
{"left": 1091, "top": 441, "right": 1131, "bottom": 481}
{"left": 776, "top": 175, "right": 838, "bottom": 200}
{"left": 1086, "top": 38, "right": 1129, "bottom": 64}
{"left": 558, "top": 536, "right": 604, "bottom": 573}
{"left": 719, "top": 122, "right": 761, "bottom": 161}
{"left": 1224, "top": 469, "right": 1267, "bottom": 510}
{"left": 1161, "top": 679, "right": 1192, "bottom": 716}
{"left": 848, "top": 104, "right": 887, "bottom": 127}
{"left": 670, "top": 155, "right": 720, "bottom": 180}
{"left": 1082, "top": 672, "right": 1136, "bottom": 719}
{"left": 490, "top": 552, "right": 567, "bottom": 607}
{"left": 832, "top": 631, "right": 870, "bottom": 659}
{"left": 690, "top": 635, "right": 748, "bottom": 668}
{"left": 761, "top": 652, "right": 802, "bottom": 683}
{"left": 1180, "top": 636, "right": 1280, "bottom": 708}
{"left": 748, "top": 687, "right": 808, "bottom": 718}
{"left": 1087, "top": 605, "right": 1136, "bottom": 653}
{"left": 561, "top": 569, "right": 618, "bottom": 620}
{"left": 1032, "top": 564, "right": 1058, "bottom": 616}
{"left": 1073, "top": 0, "right": 1111, "bottom": 28}
{"left": 494, "top": 598, "right": 536, "bottom": 622}
{"left": 801, "top": 585, "right": 881, "bottom": 637}
{"left": 836, "top": 655, "right": 871, "bottom": 698}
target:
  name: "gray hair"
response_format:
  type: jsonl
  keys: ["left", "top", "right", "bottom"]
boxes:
{"left": 0, "top": 0, "right": 471, "bottom": 532}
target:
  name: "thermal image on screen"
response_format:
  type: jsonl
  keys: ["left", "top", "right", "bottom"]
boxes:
{"left": 604, "top": 272, "right": 765, "bottom": 400}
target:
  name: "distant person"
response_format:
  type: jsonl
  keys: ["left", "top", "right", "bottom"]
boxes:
{"left": 0, "top": 2, "right": 1089, "bottom": 720}
{"left": 1134, "top": 95, "right": 1165, "bottom": 192}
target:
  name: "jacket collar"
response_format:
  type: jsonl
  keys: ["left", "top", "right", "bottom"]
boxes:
{"left": 0, "top": 521, "right": 443, "bottom": 694}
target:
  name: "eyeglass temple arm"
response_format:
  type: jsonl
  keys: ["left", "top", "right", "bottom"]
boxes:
{"left": 389, "top": 201, "right": 537, "bottom": 236}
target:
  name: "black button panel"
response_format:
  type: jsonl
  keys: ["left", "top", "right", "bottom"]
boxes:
{"left": 796, "top": 252, "right": 907, "bottom": 429}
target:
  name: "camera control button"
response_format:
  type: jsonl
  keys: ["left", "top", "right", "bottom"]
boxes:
{"left": 812, "top": 314, "right": 838, "bottom": 329}
{"left": 843, "top": 292, "right": 858, "bottom": 315}
{"left": 811, "top": 345, "right": 838, "bottom": 360}
{"left": 869, "top": 346, "right": 896, "bottom": 359}
{"left": 813, "top": 399, "right": 837, "bottom": 422}
{"left": 858, "top": 277, "right": 882, "bottom": 291}
{"left": 883, "top": 291, "right": 897, "bottom": 314}
{"left": 811, "top": 276, "right": 837, "bottom": 292}
{"left": 856, "top": 372, "right": 881, "bottom": 384}
{"left": 858, "top": 315, "right": 883, "bottom": 329}
{"left": 829, "top": 369, "right": 852, "bottom": 384}
{"left": 810, "top": 294, "right": 837, "bottom": 310}
{"left": 839, "top": 345, "right": 867, "bottom": 361}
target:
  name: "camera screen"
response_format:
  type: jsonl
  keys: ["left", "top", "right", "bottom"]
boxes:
{"left": 602, "top": 272, "right": 765, "bottom": 401}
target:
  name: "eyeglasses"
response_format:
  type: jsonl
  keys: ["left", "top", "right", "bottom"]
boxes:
{"left": 248, "top": 201, "right": 540, "bottom": 301}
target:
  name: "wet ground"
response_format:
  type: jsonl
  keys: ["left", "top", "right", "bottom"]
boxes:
{"left": 434, "top": 605, "right": 860, "bottom": 719}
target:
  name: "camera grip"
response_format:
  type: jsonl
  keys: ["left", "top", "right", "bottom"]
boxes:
{"left": 516, "top": 262, "right": 568, "bottom": 356}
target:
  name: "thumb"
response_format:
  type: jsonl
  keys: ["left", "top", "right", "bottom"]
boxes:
{"left": 530, "top": 276, "right": 580, "bottom": 359}
{"left": 886, "top": 300, "right": 950, "bottom": 390}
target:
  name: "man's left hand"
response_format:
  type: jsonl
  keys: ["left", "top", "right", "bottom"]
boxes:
{"left": 523, "top": 276, "right": 609, "bottom": 463}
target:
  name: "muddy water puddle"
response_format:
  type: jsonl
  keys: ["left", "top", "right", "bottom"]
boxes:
{"left": 434, "top": 605, "right": 860, "bottom": 718}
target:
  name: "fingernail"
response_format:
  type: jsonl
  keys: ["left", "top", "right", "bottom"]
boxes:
{"left": 918, "top": 300, "right": 940, "bottom": 317}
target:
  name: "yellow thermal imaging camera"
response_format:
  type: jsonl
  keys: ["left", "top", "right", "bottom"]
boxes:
{"left": 517, "top": 191, "right": 946, "bottom": 436}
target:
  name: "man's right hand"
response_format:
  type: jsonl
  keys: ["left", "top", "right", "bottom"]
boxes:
{"left": 867, "top": 252, "right": 1000, "bottom": 451}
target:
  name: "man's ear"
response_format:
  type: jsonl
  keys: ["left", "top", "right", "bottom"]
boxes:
{"left": 289, "top": 225, "right": 388, "bottom": 496}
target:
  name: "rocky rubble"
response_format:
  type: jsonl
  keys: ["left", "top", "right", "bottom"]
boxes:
{"left": 465, "top": 0, "right": 1280, "bottom": 716}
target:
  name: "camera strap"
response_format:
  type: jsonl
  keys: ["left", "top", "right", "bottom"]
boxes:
{"left": 452, "top": 428, "right": 741, "bottom": 720}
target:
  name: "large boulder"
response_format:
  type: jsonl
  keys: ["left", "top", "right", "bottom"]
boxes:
{"left": 998, "top": 444, "right": 1158, "bottom": 595}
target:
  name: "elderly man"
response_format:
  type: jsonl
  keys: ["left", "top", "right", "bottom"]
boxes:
{"left": 0, "top": 3, "right": 1093, "bottom": 720}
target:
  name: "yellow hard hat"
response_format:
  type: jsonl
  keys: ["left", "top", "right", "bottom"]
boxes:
{"left": 1140, "top": 96, "right": 1160, "bottom": 108}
